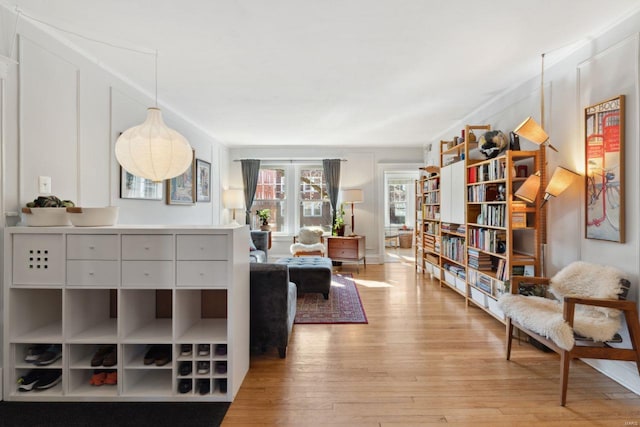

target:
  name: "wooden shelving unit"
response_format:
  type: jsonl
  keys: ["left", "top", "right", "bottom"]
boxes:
{"left": 415, "top": 168, "right": 440, "bottom": 277}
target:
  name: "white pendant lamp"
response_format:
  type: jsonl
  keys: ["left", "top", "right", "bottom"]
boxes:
{"left": 115, "top": 51, "right": 192, "bottom": 182}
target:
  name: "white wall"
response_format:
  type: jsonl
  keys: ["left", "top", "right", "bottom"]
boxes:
{"left": 428, "top": 13, "right": 640, "bottom": 393}
{"left": 0, "top": 6, "right": 226, "bottom": 227}
{"left": 228, "top": 146, "right": 422, "bottom": 261}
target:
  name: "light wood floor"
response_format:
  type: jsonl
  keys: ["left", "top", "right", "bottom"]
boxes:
{"left": 223, "top": 262, "right": 640, "bottom": 426}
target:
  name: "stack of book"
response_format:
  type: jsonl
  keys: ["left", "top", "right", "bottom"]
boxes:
{"left": 468, "top": 248, "right": 492, "bottom": 270}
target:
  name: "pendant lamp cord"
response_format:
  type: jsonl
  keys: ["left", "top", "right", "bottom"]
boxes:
{"left": 155, "top": 49, "right": 158, "bottom": 107}
{"left": 540, "top": 53, "right": 545, "bottom": 129}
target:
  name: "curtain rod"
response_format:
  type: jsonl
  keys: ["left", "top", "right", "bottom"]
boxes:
{"left": 233, "top": 159, "right": 347, "bottom": 163}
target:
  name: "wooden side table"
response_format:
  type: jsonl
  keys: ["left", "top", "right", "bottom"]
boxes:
{"left": 327, "top": 235, "right": 366, "bottom": 273}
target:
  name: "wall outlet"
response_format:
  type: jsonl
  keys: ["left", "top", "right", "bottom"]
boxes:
{"left": 39, "top": 176, "right": 51, "bottom": 194}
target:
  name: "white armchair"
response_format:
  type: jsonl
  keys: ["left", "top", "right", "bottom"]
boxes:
{"left": 290, "top": 228, "right": 325, "bottom": 257}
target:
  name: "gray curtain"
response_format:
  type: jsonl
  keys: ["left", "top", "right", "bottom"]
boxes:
{"left": 241, "top": 159, "right": 261, "bottom": 227}
{"left": 323, "top": 159, "right": 341, "bottom": 231}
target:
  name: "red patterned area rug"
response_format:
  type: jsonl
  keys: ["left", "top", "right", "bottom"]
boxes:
{"left": 295, "top": 274, "right": 368, "bottom": 324}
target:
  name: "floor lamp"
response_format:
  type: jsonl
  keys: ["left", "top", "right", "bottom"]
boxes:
{"left": 341, "top": 189, "right": 364, "bottom": 236}
{"left": 223, "top": 189, "right": 245, "bottom": 225}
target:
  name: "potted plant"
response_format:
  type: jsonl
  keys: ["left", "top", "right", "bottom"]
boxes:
{"left": 256, "top": 209, "right": 271, "bottom": 230}
{"left": 333, "top": 205, "right": 345, "bottom": 236}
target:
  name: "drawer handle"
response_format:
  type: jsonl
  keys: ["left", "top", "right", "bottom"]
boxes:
{"left": 89, "top": 245, "right": 95, "bottom": 250}
{"left": 199, "top": 272, "right": 205, "bottom": 276}
{"left": 144, "top": 247, "right": 150, "bottom": 250}
{"left": 88, "top": 272, "right": 94, "bottom": 276}
{"left": 144, "top": 272, "right": 150, "bottom": 276}
{"left": 200, "top": 246, "right": 205, "bottom": 251}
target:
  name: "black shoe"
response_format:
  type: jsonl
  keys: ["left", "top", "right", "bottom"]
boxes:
{"left": 179, "top": 361, "right": 192, "bottom": 376}
{"left": 143, "top": 346, "right": 158, "bottom": 365}
{"left": 180, "top": 344, "right": 192, "bottom": 356}
{"left": 197, "top": 361, "right": 210, "bottom": 374}
{"left": 34, "top": 344, "right": 62, "bottom": 366}
{"left": 24, "top": 344, "right": 48, "bottom": 363}
{"left": 178, "top": 379, "right": 192, "bottom": 394}
{"left": 214, "top": 344, "right": 227, "bottom": 356}
{"left": 17, "top": 370, "right": 41, "bottom": 391}
{"left": 34, "top": 369, "right": 62, "bottom": 390}
{"left": 154, "top": 345, "right": 172, "bottom": 366}
{"left": 217, "top": 379, "right": 227, "bottom": 393}
{"left": 197, "top": 379, "right": 210, "bottom": 395}
{"left": 214, "top": 361, "right": 227, "bottom": 374}
{"left": 197, "top": 344, "right": 210, "bottom": 356}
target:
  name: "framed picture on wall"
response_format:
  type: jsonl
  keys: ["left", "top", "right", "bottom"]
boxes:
{"left": 195, "top": 159, "right": 211, "bottom": 202}
{"left": 585, "top": 94, "right": 625, "bottom": 243}
{"left": 120, "top": 167, "right": 163, "bottom": 200}
{"left": 166, "top": 150, "right": 196, "bottom": 205}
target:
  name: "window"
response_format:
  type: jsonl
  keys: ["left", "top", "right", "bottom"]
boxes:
{"left": 388, "top": 182, "right": 408, "bottom": 226}
{"left": 251, "top": 163, "right": 332, "bottom": 234}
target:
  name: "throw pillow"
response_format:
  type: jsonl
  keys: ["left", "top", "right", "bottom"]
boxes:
{"left": 249, "top": 234, "right": 257, "bottom": 251}
{"left": 298, "top": 228, "right": 323, "bottom": 244}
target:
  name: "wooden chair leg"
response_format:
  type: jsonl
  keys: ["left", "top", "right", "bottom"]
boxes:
{"left": 560, "top": 350, "right": 571, "bottom": 406}
{"left": 506, "top": 318, "right": 514, "bottom": 360}
{"left": 623, "top": 308, "right": 640, "bottom": 375}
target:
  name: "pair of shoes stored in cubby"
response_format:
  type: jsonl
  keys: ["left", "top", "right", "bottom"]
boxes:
{"left": 197, "top": 361, "right": 210, "bottom": 375}
{"left": 143, "top": 345, "right": 172, "bottom": 366}
{"left": 90, "top": 369, "right": 117, "bottom": 386}
{"left": 91, "top": 345, "right": 117, "bottom": 367}
{"left": 180, "top": 344, "right": 192, "bottom": 356}
{"left": 215, "top": 344, "right": 227, "bottom": 356}
{"left": 17, "top": 369, "right": 62, "bottom": 392}
{"left": 217, "top": 379, "right": 227, "bottom": 394}
{"left": 215, "top": 361, "right": 227, "bottom": 374}
{"left": 178, "top": 379, "right": 192, "bottom": 394}
{"left": 197, "top": 344, "right": 210, "bottom": 356}
{"left": 179, "top": 361, "right": 192, "bottom": 376}
{"left": 24, "top": 344, "right": 62, "bottom": 366}
{"left": 197, "top": 379, "right": 210, "bottom": 395}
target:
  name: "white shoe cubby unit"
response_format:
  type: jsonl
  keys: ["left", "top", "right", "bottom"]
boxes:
{"left": 3, "top": 225, "right": 250, "bottom": 402}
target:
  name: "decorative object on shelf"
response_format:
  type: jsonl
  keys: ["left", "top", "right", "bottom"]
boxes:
{"left": 509, "top": 131, "right": 520, "bottom": 150}
{"left": 195, "top": 159, "right": 211, "bottom": 202}
{"left": 223, "top": 189, "right": 245, "bottom": 225}
{"left": 341, "top": 189, "right": 364, "bottom": 235}
{"left": 115, "top": 51, "right": 192, "bottom": 182}
{"left": 166, "top": 149, "right": 196, "bottom": 205}
{"left": 585, "top": 94, "right": 625, "bottom": 243}
{"left": 478, "top": 130, "right": 509, "bottom": 159}
{"left": 256, "top": 209, "right": 271, "bottom": 230}
{"left": 120, "top": 167, "right": 163, "bottom": 200}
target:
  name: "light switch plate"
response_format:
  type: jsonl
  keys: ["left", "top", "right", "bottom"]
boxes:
{"left": 39, "top": 176, "right": 51, "bottom": 194}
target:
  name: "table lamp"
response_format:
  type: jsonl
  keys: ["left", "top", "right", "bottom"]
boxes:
{"left": 341, "top": 189, "right": 364, "bottom": 235}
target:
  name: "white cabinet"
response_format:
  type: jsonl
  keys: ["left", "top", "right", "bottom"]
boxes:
{"left": 440, "top": 161, "right": 466, "bottom": 224}
{"left": 3, "top": 226, "right": 250, "bottom": 402}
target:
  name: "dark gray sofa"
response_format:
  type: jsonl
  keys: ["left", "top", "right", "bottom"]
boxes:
{"left": 250, "top": 230, "right": 269, "bottom": 263}
{"left": 249, "top": 262, "right": 297, "bottom": 358}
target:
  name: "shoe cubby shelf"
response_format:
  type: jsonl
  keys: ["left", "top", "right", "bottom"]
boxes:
{"left": 4, "top": 226, "right": 250, "bottom": 402}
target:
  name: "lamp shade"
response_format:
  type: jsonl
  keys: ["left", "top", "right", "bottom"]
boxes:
{"left": 514, "top": 117, "right": 548, "bottom": 144}
{"left": 115, "top": 107, "right": 193, "bottom": 182}
{"left": 342, "top": 189, "right": 364, "bottom": 204}
{"left": 541, "top": 166, "right": 579, "bottom": 206}
{"left": 514, "top": 171, "right": 541, "bottom": 204}
{"left": 223, "top": 189, "right": 245, "bottom": 209}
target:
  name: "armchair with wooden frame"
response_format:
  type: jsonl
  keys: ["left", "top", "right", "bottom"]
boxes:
{"left": 498, "top": 261, "right": 640, "bottom": 406}
{"left": 290, "top": 227, "right": 325, "bottom": 257}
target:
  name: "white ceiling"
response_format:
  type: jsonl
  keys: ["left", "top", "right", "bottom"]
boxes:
{"left": 3, "top": 0, "right": 640, "bottom": 147}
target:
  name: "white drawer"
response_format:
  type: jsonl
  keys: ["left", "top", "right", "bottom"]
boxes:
{"left": 67, "top": 235, "right": 118, "bottom": 260}
{"left": 177, "top": 261, "right": 228, "bottom": 287}
{"left": 67, "top": 260, "right": 119, "bottom": 286}
{"left": 122, "top": 235, "right": 173, "bottom": 260}
{"left": 176, "top": 235, "right": 228, "bottom": 260}
{"left": 12, "top": 234, "right": 65, "bottom": 286}
{"left": 122, "top": 261, "right": 173, "bottom": 287}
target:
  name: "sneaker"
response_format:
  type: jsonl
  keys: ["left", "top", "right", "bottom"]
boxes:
{"left": 178, "top": 379, "right": 192, "bottom": 394}
{"left": 24, "top": 344, "right": 48, "bottom": 363}
{"left": 179, "top": 361, "right": 192, "bottom": 376}
{"left": 17, "top": 370, "right": 41, "bottom": 391}
{"left": 34, "top": 344, "right": 62, "bottom": 366}
{"left": 197, "top": 379, "right": 210, "bottom": 395}
{"left": 197, "top": 361, "right": 210, "bottom": 374}
{"left": 215, "top": 361, "right": 227, "bottom": 374}
{"left": 89, "top": 370, "right": 107, "bottom": 386}
{"left": 34, "top": 369, "right": 62, "bottom": 390}
{"left": 197, "top": 344, "right": 210, "bottom": 356}
{"left": 180, "top": 344, "right": 192, "bottom": 356}
{"left": 214, "top": 344, "right": 227, "bottom": 356}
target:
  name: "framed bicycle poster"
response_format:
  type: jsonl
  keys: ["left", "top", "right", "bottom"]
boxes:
{"left": 585, "top": 95, "right": 624, "bottom": 242}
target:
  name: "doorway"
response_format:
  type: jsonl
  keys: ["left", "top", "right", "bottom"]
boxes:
{"left": 383, "top": 170, "right": 419, "bottom": 263}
